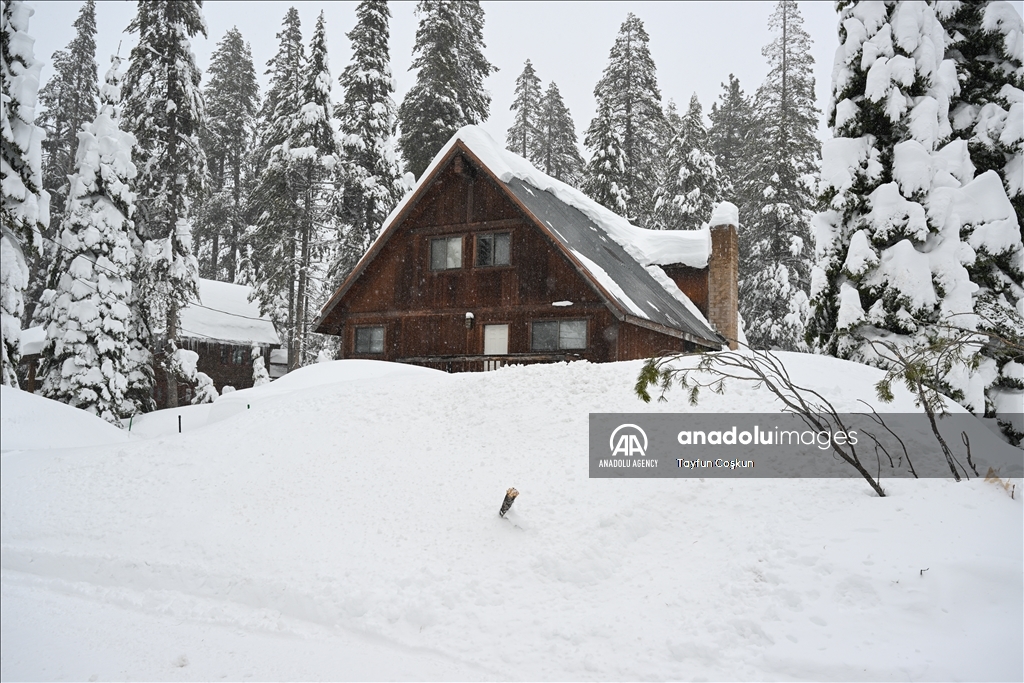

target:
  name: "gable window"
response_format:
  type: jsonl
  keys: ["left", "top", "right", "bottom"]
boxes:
{"left": 476, "top": 232, "right": 511, "bottom": 267}
{"left": 531, "top": 319, "right": 587, "bottom": 351}
{"left": 355, "top": 326, "right": 385, "bottom": 354}
{"left": 430, "top": 236, "right": 463, "bottom": 270}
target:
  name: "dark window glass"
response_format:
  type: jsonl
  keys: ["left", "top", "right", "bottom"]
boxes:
{"left": 476, "top": 233, "right": 511, "bottom": 266}
{"left": 355, "top": 326, "right": 385, "bottom": 354}
{"left": 531, "top": 320, "right": 587, "bottom": 351}
{"left": 430, "top": 236, "right": 462, "bottom": 270}
{"left": 531, "top": 321, "right": 559, "bottom": 351}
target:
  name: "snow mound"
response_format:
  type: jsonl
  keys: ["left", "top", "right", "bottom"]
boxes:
{"left": 1, "top": 385, "right": 129, "bottom": 451}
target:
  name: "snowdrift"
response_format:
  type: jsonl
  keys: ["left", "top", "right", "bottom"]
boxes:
{"left": 0, "top": 385, "right": 129, "bottom": 452}
{"left": 2, "top": 356, "right": 1021, "bottom": 681}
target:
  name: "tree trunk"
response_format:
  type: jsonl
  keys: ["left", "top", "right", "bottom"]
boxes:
{"left": 165, "top": 302, "right": 179, "bottom": 409}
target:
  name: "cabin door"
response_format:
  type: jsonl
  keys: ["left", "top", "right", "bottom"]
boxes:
{"left": 483, "top": 324, "right": 508, "bottom": 371}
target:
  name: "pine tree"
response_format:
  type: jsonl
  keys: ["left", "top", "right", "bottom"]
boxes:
{"left": 940, "top": 2, "right": 1024, "bottom": 442}
{"left": 398, "top": 0, "right": 496, "bottom": 178}
{"left": 506, "top": 59, "right": 542, "bottom": 159}
{"left": 36, "top": 0, "right": 97, "bottom": 226}
{"left": 536, "top": 81, "right": 584, "bottom": 184}
{"left": 708, "top": 74, "right": 754, "bottom": 197}
{"left": 585, "top": 13, "right": 663, "bottom": 226}
{"left": 807, "top": 1, "right": 1023, "bottom": 434}
{"left": 121, "top": 0, "right": 207, "bottom": 408}
{"left": 247, "top": 8, "right": 304, "bottom": 374}
{"left": 251, "top": 12, "right": 336, "bottom": 372}
{"left": 740, "top": 0, "right": 819, "bottom": 351}
{"left": 652, "top": 94, "right": 722, "bottom": 231}
{"left": 37, "top": 54, "right": 138, "bottom": 425}
{"left": 334, "top": 0, "right": 403, "bottom": 284}
{"left": 196, "top": 27, "right": 259, "bottom": 283}
{"left": 251, "top": 344, "right": 270, "bottom": 387}
{"left": 582, "top": 100, "right": 629, "bottom": 215}
{"left": 1, "top": 0, "right": 49, "bottom": 386}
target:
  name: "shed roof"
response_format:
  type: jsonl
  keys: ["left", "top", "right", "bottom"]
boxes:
{"left": 180, "top": 279, "right": 280, "bottom": 346}
{"left": 318, "top": 126, "right": 726, "bottom": 348}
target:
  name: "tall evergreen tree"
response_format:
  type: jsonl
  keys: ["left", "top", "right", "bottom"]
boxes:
{"left": 652, "top": 94, "right": 722, "bottom": 231}
{"left": 708, "top": 74, "right": 754, "bottom": 197}
{"left": 121, "top": 0, "right": 207, "bottom": 407}
{"left": 740, "top": 0, "right": 819, "bottom": 351}
{"left": 196, "top": 27, "right": 259, "bottom": 283}
{"left": 939, "top": 2, "right": 1024, "bottom": 442}
{"left": 808, "top": 1, "right": 1023, "bottom": 437}
{"left": 35, "top": 0, "right": 97, "bottom": 225}
{"left": 582, "top": 100, "right": 629, "bottom": 215}
{"left": 536, "top": 81, "right": 584, "bottom": 184}
{"left": 247, "top": 8, "right": 304, "bottom": 372}
{"left": 37, "top": 55, "right": 137, "bottom": 425}
{"left": 506, "top": 59, "right": 542, "bottom": 159}
{"left": 1, "top": 0, "right": 49, "bottom": 386}
{"left": 334, "top": 0, "right": 403, "bottom": 284}
{"left": 585, "top": 13, "right": 663, "bottom": 226}
{"left": 398, "top": 0, "right": 496, "bottom": 178}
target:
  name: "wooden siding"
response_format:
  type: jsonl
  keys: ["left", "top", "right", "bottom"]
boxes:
{"left": 659, "top": 264, "right": 709, "bottom": 318}
{"left": 321, "top": 153, "right": 695, "bottom": 368}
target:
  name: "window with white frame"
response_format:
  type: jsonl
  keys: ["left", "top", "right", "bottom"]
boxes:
{"left": 355, "top": 326, "right": 384, "bottom": 354}
{"left": 531, "top": 320, "right": 587, "bottom": 351}
{"left": 430, "top": 236, "right": 463, "bottom": 270}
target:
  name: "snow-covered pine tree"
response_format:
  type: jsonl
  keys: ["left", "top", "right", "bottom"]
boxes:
{"left": 247, "top": 8, "right": 304, "bottom": 374}
{"left": 586, "top": 12, "right": 664, "bottom": 226}
{"left": 582, "top": 99, "right": 630, "bottom": 215}
{"left": 36, "top": 54, "right": 138, "bottom": 425}
{"left": 196, "top": 27, "right": 259, "bottom": 282}
{"left": 288, "top": 12, "right": 338, "bottom": 370}
{"left": 506, "top": 59, "right": 543, "bottom": 160}
{"left": 739, "top": 0, "right": 819, "bottom": 351}
{"left": 808, "top": 1, "right": 1024, "bottom": 436}
{"left": 398, "top": 0, "right": 496, "bottom": 178}
{"left": 121, "top": 0, "right": 207, "bottom": 407}
{"left": 1, "top": 0, "right": 49, "bottom": 386}
{"left": 942, "top": 1, "right": 1023, "bottom": 222}
{"left": 708, "top": 74, "right": 754, "bottom": 197}
{"left": 334, "top": 0, "right": 403, "bottom": 285}
{"left": 36, "top": 0, "right": 97, "bottom": 227}
{"left": 537, "top": 81, "right": 585, "bottom": 185}
{"left": 652, "top": 94, "right": 723, "bottom": 231}
{"left": 940, "top": 2, "right": 1024, "bottom": 442}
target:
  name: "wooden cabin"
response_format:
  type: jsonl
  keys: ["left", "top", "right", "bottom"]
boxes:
{"left": 155, "top": 278, "right": 281, "bottom": 407}
{"left": 315, "top": 126, "right": 738, "bottom": 372}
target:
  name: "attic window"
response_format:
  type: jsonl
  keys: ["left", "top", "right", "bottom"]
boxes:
{"left": 531, "top": 319, "right": 587, "bottom": 351}
{"left": 430, "top": 236, "right": 463, "bottom": 270}
{"left": 476, "top": 232, "right": 510, "bottom": 267}
{"left": 355, "top": 326, "right": 384, "bottom": 354}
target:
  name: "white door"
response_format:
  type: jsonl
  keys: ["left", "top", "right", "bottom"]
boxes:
{"left": 483, "top": 324, "right": 509, "bottom": 355}
{"left": 483, "top": 324, "right": 508, "bottom": 370}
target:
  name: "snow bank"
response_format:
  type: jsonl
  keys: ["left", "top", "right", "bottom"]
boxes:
{"left": 179, "top": 278, "right": 280, "bottom": 345}
{"left": 1, "top": 356, "right": 1021, "bottom": 680}
{"left": 0, "top": 385, "right": 129, "bottom": 451}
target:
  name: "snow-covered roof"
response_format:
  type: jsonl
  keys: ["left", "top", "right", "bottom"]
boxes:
{"left": 322, "top": 126, "right": 729, "bottom": 347}
{"left": 180, "top": 279, "right": 281, "bottom": 346}
{"left": 19, "top": 326, "right": 45, "bottom": 356}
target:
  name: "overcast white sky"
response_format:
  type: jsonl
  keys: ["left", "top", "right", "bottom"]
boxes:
{"left": 26, "top": 1, "right": 1024, "bottom": 152}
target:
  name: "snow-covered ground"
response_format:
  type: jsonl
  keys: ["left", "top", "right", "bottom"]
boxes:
{"left": 2, "top": 355, "right": 1021, "bottom": 681}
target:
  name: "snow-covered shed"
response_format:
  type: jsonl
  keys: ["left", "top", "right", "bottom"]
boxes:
{"left": 158, "top": 278, "right": 281, "bottom": 406}
{"left": 315, "top": 126, "right": 739, "bottom": 371}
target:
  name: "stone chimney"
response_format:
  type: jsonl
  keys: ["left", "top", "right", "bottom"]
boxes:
{"left": 707, "top": 203, "right": 739, "bottom": 350}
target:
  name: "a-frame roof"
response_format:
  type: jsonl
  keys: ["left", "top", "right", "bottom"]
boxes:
{"left": 316, "top": 126, "right": 724, "bottom": 348}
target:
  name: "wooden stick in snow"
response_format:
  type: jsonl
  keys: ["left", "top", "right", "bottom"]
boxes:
{"left": 499, "top": 488, "right": 519, "bottom": 517}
